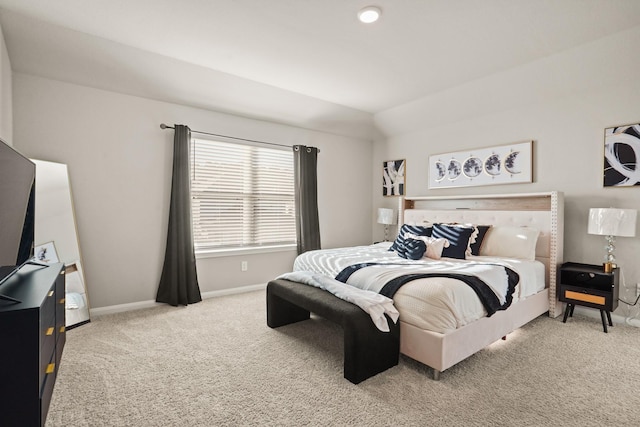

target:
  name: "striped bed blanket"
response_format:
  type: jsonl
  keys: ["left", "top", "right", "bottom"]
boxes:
{"left": 287, "top": 243, "right": 526, "bottom": 332}
{"left": 334, "top": 261, "right": 518, "bottom": 317}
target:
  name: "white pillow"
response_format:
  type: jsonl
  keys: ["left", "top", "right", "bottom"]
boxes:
{"left": 406, "top": 233, "right": 450, "bottom": 260}
{"left": 479, "top": 226, "right": 540, "bottom": 260}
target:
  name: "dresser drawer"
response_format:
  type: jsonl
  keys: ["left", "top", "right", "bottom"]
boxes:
{"left": 39, "top": 320, "right": 56, "bottom": 388}
{"left": 40, "top": 352, "right": 57, "bottom": 426}
{"left": 56, "top": 292, "right": 66, "bottom": 330}
{"left": 56, "top": 270, "right": 65, "bottom": 322}
{"left": 40, "top": 287, "right": 57, "bottom": 326}
{"left": 40, "top": 308, "right": 56, "bottom": 340}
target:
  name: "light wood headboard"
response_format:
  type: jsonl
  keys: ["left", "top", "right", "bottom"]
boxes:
{"left": 398, "top": 192, "right": 564, "bottom": 317}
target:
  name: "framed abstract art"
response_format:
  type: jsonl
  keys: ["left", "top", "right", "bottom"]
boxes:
{"left": 383, "top": 159, "right": 405, "bottom": 196}
{"left": 604, "top": 123, "right": 640, "bottom": 187}
{"left": 428, "top": 141, "right": 533, "bottom": 189}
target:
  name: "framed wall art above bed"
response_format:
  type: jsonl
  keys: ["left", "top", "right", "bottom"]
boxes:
{"left": 429, "top": 141, "right": 533, "bottom": 189}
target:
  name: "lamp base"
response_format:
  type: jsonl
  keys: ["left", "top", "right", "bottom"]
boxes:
{"left": 602, "top": 235, "right": 616, "bottom": 273}
{"left": 603, "top": 262, "right": 615, "bottom": 273}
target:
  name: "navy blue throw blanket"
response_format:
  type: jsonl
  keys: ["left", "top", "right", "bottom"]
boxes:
{"left": 335, "top": 262, "right": 381, "bottom": 283}
{"left": 335, "top": 262, "right": 519, "bottom": 317}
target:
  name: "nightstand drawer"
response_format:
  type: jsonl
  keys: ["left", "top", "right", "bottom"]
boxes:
{"left": 564, "top": 290, "right": 605, "bottom": 305}
{"left": 559, "top": 284, "right": 617, "bottom": 311}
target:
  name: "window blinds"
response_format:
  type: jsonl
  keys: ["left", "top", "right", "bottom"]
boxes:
{"left": 190, "top": 138, "right": 296, "bottom": 251}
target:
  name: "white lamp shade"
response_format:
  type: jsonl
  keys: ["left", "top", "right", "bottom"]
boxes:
{"left": 588, "top": 208, "right": 637, "bottom": 237}
{"left": 377, "top": 208, "right": 396, "bottom": 225}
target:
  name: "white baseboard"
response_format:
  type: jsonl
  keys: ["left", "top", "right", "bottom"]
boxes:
{"left": 90, "top": 283, "right": 267, "bottom": 317}
{"left": 90, "top": 286, "right": 640, "bottom": 328}
{"left": 572, "top": 305, "right": 640, "bottom": 328}
{"left": 200, "top": 283, "right": 266, "bottom": 299}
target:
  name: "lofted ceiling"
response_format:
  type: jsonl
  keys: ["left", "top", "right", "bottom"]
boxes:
{"left": 1, "top": 0, "right": 640, "bottom": 135}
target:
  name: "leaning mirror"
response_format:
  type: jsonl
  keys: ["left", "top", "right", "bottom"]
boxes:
{"left": 33, "top": 159, "right": 90, "bottom": 328}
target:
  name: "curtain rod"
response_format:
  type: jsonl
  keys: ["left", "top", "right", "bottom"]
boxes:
{"left": 160, "top": 123, "right": 318, "bottom": 151}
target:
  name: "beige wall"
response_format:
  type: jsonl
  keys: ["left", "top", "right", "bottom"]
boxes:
{"left": 373, "top": 25, "right": 640, "bottom": 318}
{"left": 13, "top": 74, "right": 373, "bottom": 309}
{"left": 0, "top": 23, "right": 12, "bottom": 143}
{"left": 11, "top": 22, "right": 640, "bottom": 320}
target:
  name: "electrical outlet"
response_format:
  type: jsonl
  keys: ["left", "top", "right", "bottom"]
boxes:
{"left": 241, "top": 261, "right": 248, "bottom": 272}
{"left": 636, "top": 283, "right": 640, "bottom": 297}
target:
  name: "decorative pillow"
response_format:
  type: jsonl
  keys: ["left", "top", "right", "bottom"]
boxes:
{"left": 406, "top": 234, "right": 450, "bottom": 260}
{"left": 389, "top": 224, "right": 432, "bottom": 252}
{"left": 396, "top": 238, "right": 427, "bottom": 260}
{"left": 470, "top": 225, "right": 491, "bottom": 256}
{"left": 479, "top": 226, "right": 540, "bottom": 260}
{"left": 439, "top": 223, "right": 480, "bottom": 256}
{"left": 431, "top": 223, "right": 476, "bottom": 260}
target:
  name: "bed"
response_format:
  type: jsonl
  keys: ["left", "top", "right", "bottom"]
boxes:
{"left": 277, "top": 192, "right": 564, "bottom": 380}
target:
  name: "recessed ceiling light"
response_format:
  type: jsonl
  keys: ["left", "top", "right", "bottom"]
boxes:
{"left": 358, "top": 6, "right": 381, "bottom": 24}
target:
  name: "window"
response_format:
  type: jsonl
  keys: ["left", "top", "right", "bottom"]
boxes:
{"left": 190, "top": 137, "right": 296, "bottom": 253}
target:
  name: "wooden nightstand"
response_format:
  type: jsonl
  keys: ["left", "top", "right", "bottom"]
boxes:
{"left": 559, "top": 262, "right": 619, "bottom": 332}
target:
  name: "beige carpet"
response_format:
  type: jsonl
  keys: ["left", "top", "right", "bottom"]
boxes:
{"left": 46, "top": 290, "right": 640, "bottom": 427}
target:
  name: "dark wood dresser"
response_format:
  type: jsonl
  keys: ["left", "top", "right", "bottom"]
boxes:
{"left": 0, "top": 262, "right": 66, "bottom": 426}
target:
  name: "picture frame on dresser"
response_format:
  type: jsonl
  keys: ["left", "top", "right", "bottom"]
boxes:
{"left": 35, "top": 241, "right": 59, "bottom": 264}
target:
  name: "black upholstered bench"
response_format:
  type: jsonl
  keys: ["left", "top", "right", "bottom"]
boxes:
{"left": 266, "top": 279, "right": 400, "bottom": 384}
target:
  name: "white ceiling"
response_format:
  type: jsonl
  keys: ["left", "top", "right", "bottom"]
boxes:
{"left": 1, "top": 0, "right": 640, "bottom": 123}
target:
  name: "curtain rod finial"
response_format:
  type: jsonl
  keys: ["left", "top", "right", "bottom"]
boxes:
{"left": 160, "top": 123, "right": 168, "bottom": 129}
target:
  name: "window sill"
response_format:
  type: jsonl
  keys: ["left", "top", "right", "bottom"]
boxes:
{"left": 195, "top": 244, "right": 297, "bottom": 259}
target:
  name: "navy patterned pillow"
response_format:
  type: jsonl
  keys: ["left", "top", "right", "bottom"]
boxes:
{"left": 396, "top": 238, "right": 427, "bottom": 260}
{"left": 389, "top": 224, "right": 432, "bottom": 252}
{"left": 470, "top": 225, "right": 491, "bottom": 256}
{"left": 431, "top": 223, "right": 475, "bottom": 260}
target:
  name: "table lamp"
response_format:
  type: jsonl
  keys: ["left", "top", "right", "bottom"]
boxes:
{"left": 377, "top": 208, "right": 396, "bottom": 241}
{"left": 588, "top": 208, "right": 637, "bottom": 272}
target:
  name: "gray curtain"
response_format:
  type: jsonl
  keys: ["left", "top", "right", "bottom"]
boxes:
{"left": 293, "top": 145, "right": 321, "bottom": 254}
{"left": 156, "top": 125, "right": 202, "bottom": 306}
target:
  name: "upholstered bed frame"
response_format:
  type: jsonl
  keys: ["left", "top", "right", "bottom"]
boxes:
{"left": 397, "top": 191, "right": 564, "bottom": 379}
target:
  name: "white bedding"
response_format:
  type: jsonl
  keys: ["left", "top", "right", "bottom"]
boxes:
{"left": 293, "top": 243, "right": 545, "bottom": 333}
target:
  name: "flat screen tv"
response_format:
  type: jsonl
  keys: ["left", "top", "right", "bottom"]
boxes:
{"left": 0, "top": 138, "right": 36, "bottom": 299}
